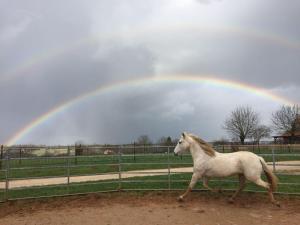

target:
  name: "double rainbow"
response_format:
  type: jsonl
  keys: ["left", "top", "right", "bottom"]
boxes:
{"left": 2, "top": 24, "right": 300, "bottom": 84}
{"left": 3, "top": 24, "right": 299, "bottom": 145}
{"left": 5, "top": 75, "right": 295, "bottom": 146}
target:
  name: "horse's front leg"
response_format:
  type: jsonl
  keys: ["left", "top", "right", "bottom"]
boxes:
{"left": 178, "top": 173, "right": 200, "bottom": 201}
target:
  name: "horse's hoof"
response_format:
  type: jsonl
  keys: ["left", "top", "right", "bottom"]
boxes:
{"left": 274, "top": 201, "right": 281, "bottom": 207}
{"left": 217, "top": 188, "right": 223, "bottom": 193}
{"left": 227, "top": 198, "right": 235, "bottom": 204}
{"left": 212, "top": 188, "right": 222, "bottom": 193}
{"left": 177, "top": 196, "right": 184, "bottom": 202}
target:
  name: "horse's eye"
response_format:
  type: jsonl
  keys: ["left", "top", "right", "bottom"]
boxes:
{"left": 179, "top": 140, "right": 182, "bottom": 144}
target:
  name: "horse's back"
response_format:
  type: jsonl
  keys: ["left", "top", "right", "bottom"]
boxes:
{"left": 203, "top": 151, "right": 262, "bottom": 178}
{"left": 226, "top": 151, "right": 263, "bottom": 179}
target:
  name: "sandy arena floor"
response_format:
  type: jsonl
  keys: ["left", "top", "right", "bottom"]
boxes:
{"left": 0, "top": 192, "right": 299, "bottom": 225}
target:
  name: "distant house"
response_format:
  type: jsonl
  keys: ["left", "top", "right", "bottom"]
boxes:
{"left": 273, "top": 115, "right": 300, "bottom": 143}
{"left": 104, "top": 149, "right": 115, "bottom": 155}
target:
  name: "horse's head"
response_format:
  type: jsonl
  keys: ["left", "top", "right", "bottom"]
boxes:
{"left": 174, "top": 132, "right": 190, "bottom": 155}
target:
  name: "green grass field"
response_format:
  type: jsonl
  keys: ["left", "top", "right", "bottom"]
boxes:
{"left": 1, "top": 151, "right": 300, "bottom": 180}
{"left": 0, "top": 154, "right": 193, "bottom": 179}
{"left": 1, "top": 173, "right": 299, "bottom": 201}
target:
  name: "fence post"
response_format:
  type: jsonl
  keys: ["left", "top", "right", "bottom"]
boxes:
{"left": 118, "top": 146, "right": 122, "bottom": 191}
{"left": 167, "top": 146, "right": 171, "bottom": 190}
{"left": 19, "top": 148, "right": 22, "bottom": 165}
{"left": 271, "top": 148, "right": 276, "bottom": 172}
{"left": 0, "top": 145, "right": 3, "bottom": 169}
{"left": 5, "top": 148, "right": 10, "bottom": 201}
{"left": 67, "top": 146, "right": 70, "bottom": 194}
{"left": 133, "top": 142, "right": 136, "bottom": 162}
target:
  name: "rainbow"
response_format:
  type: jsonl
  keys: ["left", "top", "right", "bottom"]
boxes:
{"left": 5, "top": 75, "right": 295, "bottom": 146}
{"left": 2, "top": 24, "right": 300, "bottom": 83}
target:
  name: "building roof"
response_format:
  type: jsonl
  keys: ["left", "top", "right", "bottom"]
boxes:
{"left": 273, "top": 114, "right": 300, "bottom": 138}
{"left": 273, "top": 131, "right": 300, "bottom": 138}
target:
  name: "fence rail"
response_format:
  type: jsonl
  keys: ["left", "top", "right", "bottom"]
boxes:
{"left": 0, "top": 144, "right": 300, "bottom": 202}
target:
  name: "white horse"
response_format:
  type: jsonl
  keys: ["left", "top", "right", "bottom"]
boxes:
{"left": 174, "top": 132, "right": 280, "bottom": 206}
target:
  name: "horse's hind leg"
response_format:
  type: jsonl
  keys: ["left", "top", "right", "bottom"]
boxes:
{"left": 228, "top": 174, "right": 246, "bottom": 203}
{"left": 203, "top": 177, "right": 213, "bottom": 192}
{"left": 203, "top": 177, "right": 221, "bottom": 193}
{"left": 253, "top": 178, "right": 280, "bottom": 206}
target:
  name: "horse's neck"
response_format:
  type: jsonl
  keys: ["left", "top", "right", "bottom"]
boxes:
{"left": 189, "top": 143, "right": 211, "bottom": 164}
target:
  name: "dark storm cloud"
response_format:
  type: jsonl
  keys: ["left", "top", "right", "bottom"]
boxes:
{"left": 24, "top": 83, "right": 232, "bottom": 145}
{"left": 0, "top": 0, "right": 156, "bottom": 143}
{"left": 24, "top": 80, "right": 281, "bottom": 145}
{"left": 1, "top": 0, "right": 299, "bottom": 144}
{"left": 238, "top": 0, "right": 300, "bottom": 41}
{"left": 156, "top": 32, "right": 300, "bottom": 88}
{"left": 139, "top": 0, "right": 300, "bottom": 90}
{"left": 0, "top": 0, "right": 94, "bottom": 142}
{"left": 0, "top": 0, "right": 91, "bottom": 70}
{"left": 0, "top": 42, "right": 156, "bottom": 142}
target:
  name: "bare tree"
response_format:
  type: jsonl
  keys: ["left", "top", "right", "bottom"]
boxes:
{"left": 223, "top": 106, "right": 259, "bottom": 144}
{"left": 251, "top": 125, "right": 271, "bottom": 144}
{"left": 157, "top": 136, "right": 172, "bottom": 146}
{"left": 75, "top": 140, "right": 85, "bottom": 165}
{"left": 213, "top": 138, "right": 230, "bottom": 146}
{"left": 272, "top": 104, "right": 300, "bottom": 142}
{"left": 136, "top": 135, "right": 152, "bottom": 145}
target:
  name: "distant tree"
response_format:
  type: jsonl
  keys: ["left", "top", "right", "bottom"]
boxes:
{"left": 136, "top": 135, "right": 152, "bottom": 145}
{"left": 75, "top": 141, "right": 84, "bottom": 164}
{"left": 223, "top": 106, "right": 259, "bottom": 145}
{"left": 213, "top": 138, "right": 230, "bottom": 146}
{"left": 157, "top": 136, "right": 173, "bottom": 146}
{"left": 272, "top": 105, "right": 300, "bottom": 143}
{"left": 212, "top": 138, "right": 230, "bottom": 153}
{"left": 251, "top": 125, "right": 271, "bottom": 144}
{"left": 172, "top": 138, "right": 179, "bottom": 145}
{"left": 0, "top": 145, "right": 3, "bottom": 169}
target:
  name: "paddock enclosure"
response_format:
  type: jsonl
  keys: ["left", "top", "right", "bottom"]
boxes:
{"left": 0, "top": 145, "right": 300, "bottom": 225}
{"left": 0, "top": 144, "right": 299, "bottom": 201}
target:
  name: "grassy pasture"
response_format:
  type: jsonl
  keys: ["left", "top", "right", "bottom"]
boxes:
{"left": 1, "top": 150, "right": 300, "bottom": 180}
{"left": 1, "top": 173, "right": 299, "bottom": 201}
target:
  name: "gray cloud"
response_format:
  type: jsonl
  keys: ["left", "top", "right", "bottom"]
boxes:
{"left": 152, "top": 32, "right": 300, "bottom": 88}
{"left": 0, "top": 0, "right": 299, "bottom": 145}
{"left": 19, "top": 82, "right": 281, "bottom": 145}
{"left": 196, "top": 0, "right": 222, "bottom": 4}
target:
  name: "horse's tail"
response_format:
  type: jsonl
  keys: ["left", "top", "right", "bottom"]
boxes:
{"left": 259, "top": 158, "right": 278, "bottom": 192}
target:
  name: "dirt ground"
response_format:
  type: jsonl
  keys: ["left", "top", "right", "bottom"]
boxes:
{"left": 0, "top": 192, "right": 299, "bottom": 225}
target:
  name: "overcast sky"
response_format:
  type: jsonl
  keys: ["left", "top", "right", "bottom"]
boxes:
{"left": 1, "top": 0, "right": 300, "bottom": 145}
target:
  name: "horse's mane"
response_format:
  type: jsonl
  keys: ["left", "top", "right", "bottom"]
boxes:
{"left": 188, "top": 134, "right": 216, "bottom": 157}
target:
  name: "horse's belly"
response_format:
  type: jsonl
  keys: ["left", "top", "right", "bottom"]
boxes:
{"left": 205, "top": 160, "right": 242, "bottom": 177}
{"left": 206, "top": 168, "right": 240, "bottom": 177}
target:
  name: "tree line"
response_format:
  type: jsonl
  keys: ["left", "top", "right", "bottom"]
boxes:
{"left": 223, "top": 104, "right": 300, "bottom": 144}
{"left": 136, "top": 104, "right": 300, "bottom": 146}
{"left": 135, "top": 135, "right": 178, "bottom": 146}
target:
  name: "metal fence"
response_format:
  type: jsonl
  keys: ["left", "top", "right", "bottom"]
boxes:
{"left": 0, "top": 144, "right": 299, "bottom": 202}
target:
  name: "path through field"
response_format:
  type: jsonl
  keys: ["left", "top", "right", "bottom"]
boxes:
{"left": 0, "top": 192, "right": 299, "bottom": 225}
{"left": 0, "top": 161, "right": 299, "bottom": 189}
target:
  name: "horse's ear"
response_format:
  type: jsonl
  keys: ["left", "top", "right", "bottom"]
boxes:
{"left": 182, "top": 132, "right": 186, "bottom": 138}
